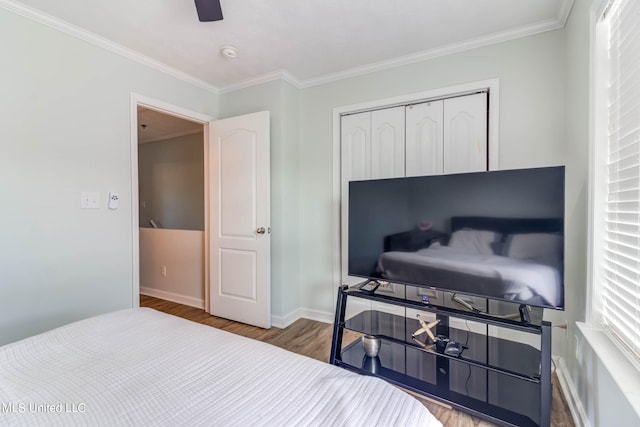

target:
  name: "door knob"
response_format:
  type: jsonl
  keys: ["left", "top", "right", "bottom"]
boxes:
{"left": 256, "top": 227, "right": 266, "bottom": 234}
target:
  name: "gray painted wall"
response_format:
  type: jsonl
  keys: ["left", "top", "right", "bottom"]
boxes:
{"left": 138, "top": 132, "right": 205, "bottom": 230}
{"left": 0, "top": 8, "right": 218, "bottom": 345}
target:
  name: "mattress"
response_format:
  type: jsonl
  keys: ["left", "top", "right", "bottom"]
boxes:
{"left": 0, "top": 308, "right": 440, "bottom": 427}
{"left": 378, "top": 245, "right": 562, "bottom": 307}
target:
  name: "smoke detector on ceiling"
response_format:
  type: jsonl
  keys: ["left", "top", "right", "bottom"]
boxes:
{"left": 220, "top": 45, "right": 239, "bottom": 59}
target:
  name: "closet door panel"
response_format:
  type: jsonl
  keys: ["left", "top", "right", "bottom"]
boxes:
{"left": 406, "top": 100, "right": 444, "bottom": 177}
{"left": 443, "top": 93, "right": 488, "bottom": 174}
{"left": 340, "top": 112, "right": 371, "bottom": 284}
{"left": 370, "top": 107, "right": 405, "bottom": 303}
{"left": 371, "top": 106, "right": 405, "bottom": 179}
{"left": 341, "top": 112, "right": 372, "bottom": 182}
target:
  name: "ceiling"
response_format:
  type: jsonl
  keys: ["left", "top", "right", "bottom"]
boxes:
{"left": 7, "top": 0, "right": 573, "bottom": 92}
{"left": 137, "top": 107, "right": 202, "bottom": 144}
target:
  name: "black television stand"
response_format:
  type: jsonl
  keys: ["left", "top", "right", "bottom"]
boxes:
{"left": 329, "top": 284, "right": 552, "bottom": 427}
{"left": 451, "top": 292, "right": 532, "bottom": 324}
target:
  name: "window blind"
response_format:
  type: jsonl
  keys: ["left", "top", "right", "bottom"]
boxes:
{"left": 602, "top": 0, "right": 640, "bottom": 359}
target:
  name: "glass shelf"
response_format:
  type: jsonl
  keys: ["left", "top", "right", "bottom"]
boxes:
{"left": 337, "top": 338, "right": 541, "bottom": 427}
{"left": 344, "top": 310, "right": 542, "bottom": 383}
{"left": 330, "top": 285, "right": 552, "bottom": 427}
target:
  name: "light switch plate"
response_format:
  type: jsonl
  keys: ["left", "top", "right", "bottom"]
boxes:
{"left": 80, "top": 191, "right": 100, "bottom": 209}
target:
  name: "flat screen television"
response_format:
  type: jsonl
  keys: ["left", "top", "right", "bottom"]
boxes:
{"left": 348, "top": 166, "right": 565, "bottom": 310}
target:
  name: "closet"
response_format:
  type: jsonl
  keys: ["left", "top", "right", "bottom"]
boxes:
{"left": 340, "top": 91, "right": 489, "bottom": 287}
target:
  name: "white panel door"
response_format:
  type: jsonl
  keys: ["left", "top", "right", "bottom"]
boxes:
{"left": 371, "top": 106, "right": 405, "bottom": 178}
{"left": 370, "top": 106, "right": 406, "bottom": 307}
{"left": 341, "top": 112, "right": 371, "bottom": 285}
{"left": 405, "top": 100, "right": 444, "bottom": 177}
{"left": 209, "top": 111, "right": 270, "bottom": 328}
{"left": 443, "top": 93, "right": 488, "bottom": 174}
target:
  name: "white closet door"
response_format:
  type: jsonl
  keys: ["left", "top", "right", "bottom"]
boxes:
{"left": 341, "top": 112, "right": 371, "bottom": 285}
{"left": 443, "top": 93, "right": 488, "bottom": 174}
{"left": 371, "top": 106, "right": 405, "bottom": 178}
{"left": 369, "top": 106, "right": 406, "bottom": 313}
{"left": 405, "top": 100, "right": 444, "bottom": 177}
{"left": 341, "top": 112, "right": 372, "bottom": 182}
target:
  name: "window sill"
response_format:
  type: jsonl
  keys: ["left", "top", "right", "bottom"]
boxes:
{"left": 576, "top": 322, "right": 640, "bottom": 418}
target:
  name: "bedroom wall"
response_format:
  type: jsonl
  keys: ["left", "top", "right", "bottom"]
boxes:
{"left": 0, "top": 8, "right": 218, "bottom": 345}
{"left": 296, "top": 29, "right": 567, "bottom": 334}
{"left": 219, "top": 80, "right": 301, "bottom": 323}
{"left": 139, "top": 228, "right": 204, "bottom": 308}
{"left": 138, "top": 132, "right": 205, "bottom": 231}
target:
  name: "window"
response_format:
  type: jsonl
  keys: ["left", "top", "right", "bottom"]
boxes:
{"left": 592, "top": 0, "right": 640, "bottom": 361}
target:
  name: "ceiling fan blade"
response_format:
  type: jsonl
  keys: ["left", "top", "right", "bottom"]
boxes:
{"left": 194, "top": 0, "right": 223, "bottom": 22}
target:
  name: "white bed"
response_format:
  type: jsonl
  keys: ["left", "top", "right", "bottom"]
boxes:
{"left": 0, "top": 308, "right": 440, "bottom": 427}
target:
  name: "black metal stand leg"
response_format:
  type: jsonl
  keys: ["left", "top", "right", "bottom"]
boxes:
{"left": 329, "top": 285, "right": 349, "bottom": 365}
{"left": 540, "top": 321, "right": 552, "bottom": 427}
{"left": 435, "top": 314, "right": 450, "bottom": 387}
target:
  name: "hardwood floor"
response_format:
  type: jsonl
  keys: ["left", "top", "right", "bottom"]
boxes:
{"left": 140, "top": 295, "right": 575, "bottom": 427}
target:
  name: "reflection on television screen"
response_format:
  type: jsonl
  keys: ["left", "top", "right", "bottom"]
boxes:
{"left": 348, "top": 166, "right": 565, "bottom": 310}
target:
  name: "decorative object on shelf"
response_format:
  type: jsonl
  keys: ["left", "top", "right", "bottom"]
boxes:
{"left": 361, "top": 335, "right": 381, "bottom": 357}
{"left": 444, "top": 341, "right": 464, "bottom": 356}
{"left": 361, "top": 355, "right": 381, "bottom": 374}
{"left": 412, "top": 315, "right": 440, "bottom": 342}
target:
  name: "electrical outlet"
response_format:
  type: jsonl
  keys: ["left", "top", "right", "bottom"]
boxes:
{"left": 161, "top": 266, "right": 167, "bottom": 277}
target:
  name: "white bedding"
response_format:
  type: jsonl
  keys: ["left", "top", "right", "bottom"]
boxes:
{"left": 0, "top": 308, "right": 440, "bottom": 427}
{"left": 379, "top": 245, "right": 562, "bottom": 307}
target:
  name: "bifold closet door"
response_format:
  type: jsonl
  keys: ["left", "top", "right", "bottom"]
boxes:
{"left": 371, "top": 107, "right": 405, "bottom": 179}
{"left": 405, "top": 100, "right": 444, "bottom": 177}
{"left": 341, "top": 112, "right": 371, "bottom": 287}
{"left": 340, "top": 107, "right": 405, "bottom": 286}
{"left": 443, "top": 92, "right": 488, "bottom": 174}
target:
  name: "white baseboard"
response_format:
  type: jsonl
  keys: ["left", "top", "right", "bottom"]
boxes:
{"left": 300, "top": 308, "right": 333, "bottom": 324}
{"left": 271, "top": 308, "right": 334, "bottom": 329}
{"left": 271, "top": 309, "right": 301, "bottom": 329}
{"left": 555, "top": 356, "right": 590, "bottom": 427}
{"left": 140, "top": 287, "right": 205, "bottom": 310}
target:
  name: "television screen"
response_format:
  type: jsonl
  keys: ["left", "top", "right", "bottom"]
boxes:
{"left": 348, "top": 166, "right": 565, "bottom": 310}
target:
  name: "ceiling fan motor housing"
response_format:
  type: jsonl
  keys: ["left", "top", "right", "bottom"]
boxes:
{"left": 194, "top": 0, "right": 224, "bottom": 22}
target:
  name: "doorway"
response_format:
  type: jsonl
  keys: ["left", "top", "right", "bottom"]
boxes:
{"left": 130, "top": 94, "right": 214, "bottom": 313}
{"left": 129, "top": 94, "right": 272, "bottom": 328}
{"left": 137, "top": 106, "right": 207, "bottom": 309}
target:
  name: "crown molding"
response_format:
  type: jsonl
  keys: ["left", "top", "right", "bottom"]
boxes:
{"left": 557, "top": 0, "right": 575, "bottom": 26}
{"left": 220, "top": 0, "right": 573, "bottom": 92}
{"left": 3, "top": 0, "right": 573, "bottom": 96}
{"left": 297, "top": 13, "right": 571, "bottom": 89}
{"left": 218, "top": 69, "right": 301, "bottom": 94}
{"left": 0, "top": 0, "right": 219, "bottom": 95}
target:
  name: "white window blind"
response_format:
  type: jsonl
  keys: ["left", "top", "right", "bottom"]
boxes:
{"left": 602, "top": 0, "right": 640, "bottom": 359}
